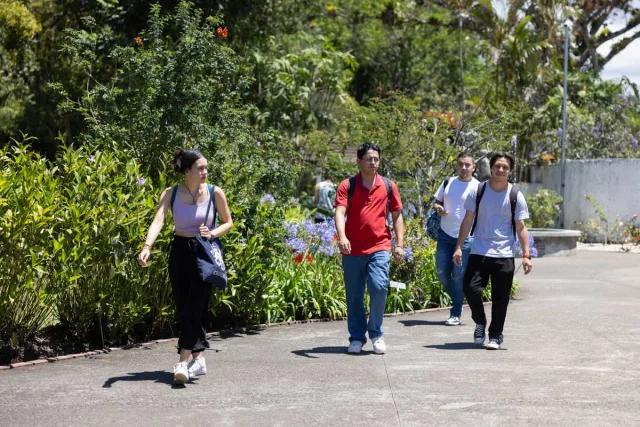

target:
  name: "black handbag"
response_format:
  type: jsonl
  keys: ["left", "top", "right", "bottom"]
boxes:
{"left": 192, "top": 185, "right": 227, "bottom": 289}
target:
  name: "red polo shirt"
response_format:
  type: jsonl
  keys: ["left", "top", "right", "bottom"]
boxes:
{"left": 335, "top": 173, "right": 403, "bottom": 255}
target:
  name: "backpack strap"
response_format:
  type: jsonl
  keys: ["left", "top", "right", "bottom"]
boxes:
{"left": 382, "top": 176, "right": 393, "bottom": 217}
{"left": 170, "top": 185, "right": 179, "bottom": 212}
{"left": 436, "top": 178, "right": 450, "bottom": 204}
{"left": 509, "top": 184, "right": 519, "bottom": 237}
{"left": 470, "top": 181, "right": 487, "bottom": 236}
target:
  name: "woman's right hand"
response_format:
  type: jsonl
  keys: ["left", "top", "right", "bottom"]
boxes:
{"left": 138, "top": 248, "right": 151, "bottom": 267}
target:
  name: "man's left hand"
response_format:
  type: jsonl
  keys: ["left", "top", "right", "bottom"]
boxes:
{"left": 522, "top": 257, "right": 533, "bottom": 274}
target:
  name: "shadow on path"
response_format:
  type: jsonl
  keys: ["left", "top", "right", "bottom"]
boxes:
{"left": 102, "top": 370, "right": 193, "bottom": 389}
{"left": 399, "top": 319, "right": 445, "bottom": 327}
{"left": 424, "top": 342, "right": 480, "bottom": 350}
{"left": 291, "top": 346, "right": 374, "bottom": 358}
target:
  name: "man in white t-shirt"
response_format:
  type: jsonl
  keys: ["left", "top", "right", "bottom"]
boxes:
{"left": 433, "top": 153, "right": 479, "bottom": 326}
{"left": 453, "top": 152, "right": 533, "bottom": 350}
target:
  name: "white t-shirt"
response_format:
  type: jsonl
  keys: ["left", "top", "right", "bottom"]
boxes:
{"left": 464, "top": 182, "right": 529, "bottom": 258}
{"left": 434, "top": 176, "right": 479, "bottom": 238}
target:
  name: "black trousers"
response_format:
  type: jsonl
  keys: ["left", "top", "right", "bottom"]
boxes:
{"left": 169, "top": 236, "right": 212, "bottom": 353}
{"left": 463, "top": 255, "right": 514, "bottom": 339}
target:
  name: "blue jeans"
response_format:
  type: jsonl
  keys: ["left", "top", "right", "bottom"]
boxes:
{"left": 342, "top": 251, "right": 390, "bottom": 343}
{"left": 436, "top": 229, "right": 472, "bottom": 317}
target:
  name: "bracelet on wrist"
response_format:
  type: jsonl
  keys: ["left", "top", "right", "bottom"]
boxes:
{"left": 143, "top": 243, "right": 152, "bottom": 249}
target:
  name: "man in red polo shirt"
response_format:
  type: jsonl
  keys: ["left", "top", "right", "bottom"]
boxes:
{"left": 335, "top": 143, "right": 405, "bottom": 354}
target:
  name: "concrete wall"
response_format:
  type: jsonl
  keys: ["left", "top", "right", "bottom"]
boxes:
{"left": 520, "top": 159, "right": 640, "bottom": 241}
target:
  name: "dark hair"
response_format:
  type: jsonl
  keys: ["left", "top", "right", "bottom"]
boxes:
{"left": 173, "top": 148, "right": 204, "bottom": 174}
{"left": 456, "top": 152, "right": 474, "bottom": 162}
{"left": 489, "top": 152, "right": 515, "bottom": 170}
{"left": 357, "top": 142, "right": 381, "bottom": 159}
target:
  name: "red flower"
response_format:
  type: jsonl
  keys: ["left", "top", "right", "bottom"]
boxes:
{"left": 134, "top": 36, "right": 143, "bottom": 46}
{"left": 216, "top": 26, "right": 229, "bottom": 39}
{"left": 292, "top": 253, "right": 314, "bottom": 264}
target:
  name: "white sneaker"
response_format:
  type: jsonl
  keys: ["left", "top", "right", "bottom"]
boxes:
{"left": 445, "top": 316, "right": 461, "bottom": 326}
{"left": 188, "top": 356, "right": 207, "bottom": 376}
{"left": 347, "top": 340, "right": 363, "bottom": 354}
{"left": 173, "top": 362, "right": 189, "bottom": 384}
{"left": 372, "top": 337, "right": 386, "bottom": 354}
{"left": 485, "top": 335, "right": 503, "bottom": 350}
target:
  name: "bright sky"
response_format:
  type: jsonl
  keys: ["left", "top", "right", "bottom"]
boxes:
{"left": 599, "top": 3, "right": 640, "bottom": 86}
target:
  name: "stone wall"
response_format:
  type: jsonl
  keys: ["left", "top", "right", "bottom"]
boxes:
{"left": 520, "top": 159, "right": 640, "bottom": 242}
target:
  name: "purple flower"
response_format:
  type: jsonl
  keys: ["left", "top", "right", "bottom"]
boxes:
{"left": 515, "top": 234, "right": 537, "bottom": 257}
{"left": 318, "top": 242, "right": 336, "bottom": 256}
{"left": 136, "top": 177, "right": 146, "bottom": 186}
{"left": 303, "top": 219, "right": 316, "bottom": 235}
{"left": 284, "top": 222, "right": 298, "bottom": 238}
{"left": 632, "top": 136, "right": 638, "bottom": 148}
{"left": 88, "top": 155, "right": 96, "bottom": 162}
{"left": 403, "top": 247, "right": 414, "bottom": 262}
{"left": 260, "top": 193, "right": 275, "bottom": 205}
{"left": 286, "top": 237, "right": 306, "bottom": 254}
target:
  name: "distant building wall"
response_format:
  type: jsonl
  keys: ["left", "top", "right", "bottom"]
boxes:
{"left": 521, "top": 159, "right": 640, "bottom": 241}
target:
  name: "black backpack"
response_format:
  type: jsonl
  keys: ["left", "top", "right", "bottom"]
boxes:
{"left": 471, "top": 181, "right": 519, "bottom": 237}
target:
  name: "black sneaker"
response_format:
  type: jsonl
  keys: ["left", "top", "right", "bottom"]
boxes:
{"left": 473, "top": 324, "right": 486, "bottom": 345}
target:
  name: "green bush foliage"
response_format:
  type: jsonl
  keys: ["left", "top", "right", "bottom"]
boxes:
{"left": 0, "top": 144, "right": 171, "bottom": 349}
{"left": 527, "top": 188, "right": 563, "bottom": 228}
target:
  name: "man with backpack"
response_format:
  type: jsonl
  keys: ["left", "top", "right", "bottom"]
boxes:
{"left": 453, "top": 152, "right": 533, "bottom": 350}
{"left": 432, "top": 153, "right": 479, "bottom": 326}
{"left": 335, "top": 143, "right": 405, "bottom": 354}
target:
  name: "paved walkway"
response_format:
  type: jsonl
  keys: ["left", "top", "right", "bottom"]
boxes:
{"left": 1, "top": 250, "right": 639, "bottom": 426}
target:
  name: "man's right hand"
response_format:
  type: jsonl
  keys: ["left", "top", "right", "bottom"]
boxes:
{"left": 138, "top": 248, "right": 151, "bottom": 267}
{"left": 434, "top": 204, "right": 447, "bottom": 216}
{"left": 452, "top": 247, "right": 462, "bottom": 266}
{"left": 338, "top": 237, "right": 351, "bottom": 255}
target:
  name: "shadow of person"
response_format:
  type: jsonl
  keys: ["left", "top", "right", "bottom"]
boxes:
{"left": 424, "top": 342, "right": 481, "bottom": 350}
{"left": 398, "top": 319, "right": 445, "bottom": 327}
{"left": 292, "top": 346, "right": 371, "bottom": 358}
{"left": 103, "top": 370, "right": 192, "bottom": 389}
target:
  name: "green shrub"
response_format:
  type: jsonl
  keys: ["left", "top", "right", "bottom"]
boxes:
{"left": 0, "top": 144, "right": 173, "bottom": 349}
{"left": 527, "top": 188, "right": 562, "bottom": 228}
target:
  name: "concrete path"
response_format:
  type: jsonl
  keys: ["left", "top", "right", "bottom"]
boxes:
{"left": 1, "top": 251, "right": 639, "bottom": 426}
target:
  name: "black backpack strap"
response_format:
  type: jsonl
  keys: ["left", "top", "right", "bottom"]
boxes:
{"left": 436, "top": 178, "right": 450, "bottom": 204}
{"left": 170, "top": 185, "right": 179, "bottom": 213}
{"left": 209, "top": 184, "right": 218, "bottom": 228}
{"left": 470, "top": 181, "right": 487, "bottom": 236}
{"left": 382, "top": 177, "right": 393, "bottom": 216}
{"left": 346, "top": 176, "right": 357, "bottom": 212}
{"left": 509, "top": 184, "right": 519, "bottom": 237}
{"left": 347, "top": 176, "right": 357, "bottom": 200}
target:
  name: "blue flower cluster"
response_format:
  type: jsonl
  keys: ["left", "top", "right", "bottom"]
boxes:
{"left": 260, "top": 193, "right": 276, "bottom": 205}
{"left": 403, "top": 247, "right": 414, "bottom": 262}
{"left": 284, "top": 218, "right": 337, "bottom": 256}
